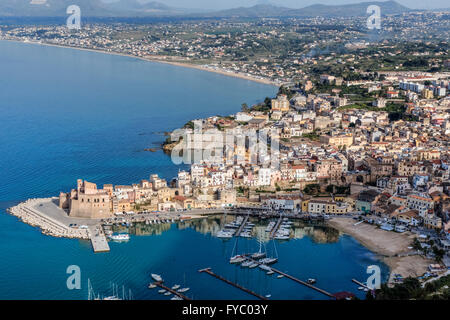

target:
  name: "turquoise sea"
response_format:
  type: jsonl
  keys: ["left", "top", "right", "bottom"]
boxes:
{"left": 0, "top": 40, "right": 388, "bottom": 300}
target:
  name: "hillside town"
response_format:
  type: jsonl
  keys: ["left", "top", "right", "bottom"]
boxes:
{"left": 3, "top": 7, "right": 450, "bottom": 299}
{"left": 59, "top": 68, "right": 450, "bottom": 263}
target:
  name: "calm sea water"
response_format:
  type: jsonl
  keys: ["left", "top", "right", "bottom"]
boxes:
{"left": 0, "top": 41, "right": 388, "bottom": 300}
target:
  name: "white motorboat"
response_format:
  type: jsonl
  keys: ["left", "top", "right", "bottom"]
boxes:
{"left": 177, "top": 287, "right": 190, "bottom": 293}
{"left": 148, "top": 284, "right": 157, "bottom": 289}
{"left": 151, "top": 274, "right": 163, "bottom": 282}
{"left": 172, "top": 284, "right": 181, "bottom": 290}
{"left": 109, "top": 233, "right": 130, "bottom": 241}
{"left": 158, "top": 289, "right": 166, "bottom": 294}
{"left": 217, "top": 230, "right": 233, "bottom": 238}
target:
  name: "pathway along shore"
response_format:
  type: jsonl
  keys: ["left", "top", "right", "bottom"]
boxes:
{"left": 327, "top": 218, "right": 433, "bottom": 285}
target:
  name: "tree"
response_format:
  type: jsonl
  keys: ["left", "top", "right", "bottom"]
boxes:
{"left": 412, "top": 237, "right": 422, "bottom": 251}
{"left": 241, "top": 103, "right": 249, "bottom": 112}
{"left": 432, "top": 246, "right": 445, "bottom": 263}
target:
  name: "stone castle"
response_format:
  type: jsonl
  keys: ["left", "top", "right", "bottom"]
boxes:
{"left": 59, "top": 179, "right": 112, "bottom": 219}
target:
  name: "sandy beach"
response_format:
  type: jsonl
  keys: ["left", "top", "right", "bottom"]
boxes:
{"left": 327, "top": 218, "right": 432, "bottom": 285}
{"left": 3, "top": 39, "right": 278, "bottom": 86}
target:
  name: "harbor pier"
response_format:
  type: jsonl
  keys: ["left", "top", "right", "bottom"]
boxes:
{"left": 199, "top": 268, "right": 268, "bottom": 300}
{"left": 88, "top": 226, "right": 110, "bottom": 253}
{"left": 269, "top": 266, "right": 335, "bottom": 299}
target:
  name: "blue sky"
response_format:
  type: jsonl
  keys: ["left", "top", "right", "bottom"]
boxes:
{"left": 125, "top": 0, "right": 449, "bottom": 10}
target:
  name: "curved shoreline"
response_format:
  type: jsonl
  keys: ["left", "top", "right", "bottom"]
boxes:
{"left": 1, "top": 39, "right": 278, "bottom": 87}
{"left": 327, "top": 218, "right": 433, "bottom": 286}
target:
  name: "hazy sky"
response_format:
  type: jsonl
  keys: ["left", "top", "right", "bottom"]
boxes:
{"left": 128, "top": 0, "right": 449, "bottom": 10}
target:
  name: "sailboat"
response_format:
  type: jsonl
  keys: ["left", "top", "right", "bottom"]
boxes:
{"left": 229, "top": 237, "right": 246, "bottom": 264}
{"left": 259, "top": 239, "right": 278, "bottom": 265}
{"left": 251, "top": 237, "right": 266, "bottom": 260}
{"left": 88, "top": 279, "right": 99, "bottom": 300}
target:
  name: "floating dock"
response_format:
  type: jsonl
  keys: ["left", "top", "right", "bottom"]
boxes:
{"left": 234, "top": 215, "right": 249, "bottom": 237}
{"left": 153, "top": 281, "right": 191, "bottom": 300}
{"left": 269, "top": 216, "right": 283, "bottom": 239}
{"left": 199, "top": 268, "right": 267, "bottom": 300}
{"left": 269, "top": 266, "right": 335, "bottom": 299}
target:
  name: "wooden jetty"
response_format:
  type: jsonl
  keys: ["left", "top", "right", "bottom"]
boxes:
{"left": 153, "top": 281, "right": 191, "bottom": 300}
{"left": 199, "top": 268, "right": 267, "bottom": 300}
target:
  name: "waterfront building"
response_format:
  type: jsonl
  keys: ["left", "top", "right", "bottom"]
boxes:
{"left": 59, "top": 179, "right": 112, "bottom": 218}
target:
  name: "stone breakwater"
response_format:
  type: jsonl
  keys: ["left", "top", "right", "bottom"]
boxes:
{"left": 7, "top": 198, "right": 89, "bottom": 239}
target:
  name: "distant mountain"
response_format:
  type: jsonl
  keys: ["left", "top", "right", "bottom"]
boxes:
{"left": 199, "top": 4, "right": 292, "bottom": 18}
{"left": 292, "top": 1, "right": 411, "bottom": 17}
{"left": 0, "top": 0, "right": 414, "bottom": 18}
{"left": 0, "top": 0, "right": 113, "bottom": 17}
{"left": 202, "top": 1, "right": 410, "bottom": 18}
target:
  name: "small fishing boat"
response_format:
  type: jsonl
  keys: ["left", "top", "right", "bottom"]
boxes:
{"left": 277, "top": 275, "right": 284, "bottom": 279}
{"left": 266, "top": 271, "right": 274, "bottom": 275}
{"left": 177, "top": 287, "right": 190, "bottom": 293}
{"left": 265, "top": 294, "right": 271, "bottom": 298}
{"left": 172, "top": 284, "right": 181, "bottom": 290}
{"left": 358, "top": 286, "right": 364, "bottom": 290}
{"left": 148, "top": 284, "right": 157, "bottom": 289}
{"left": 171, "top": 296, "right": 183, "bottom": 300}
{"left": 164, "top": 292, "right": 172, "bottom": 296}
{"left": 307, "top": 278, "right": 316, "bottom": 284}
{"left": 158, "top": 289, "right": 166, "bottom": 294}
